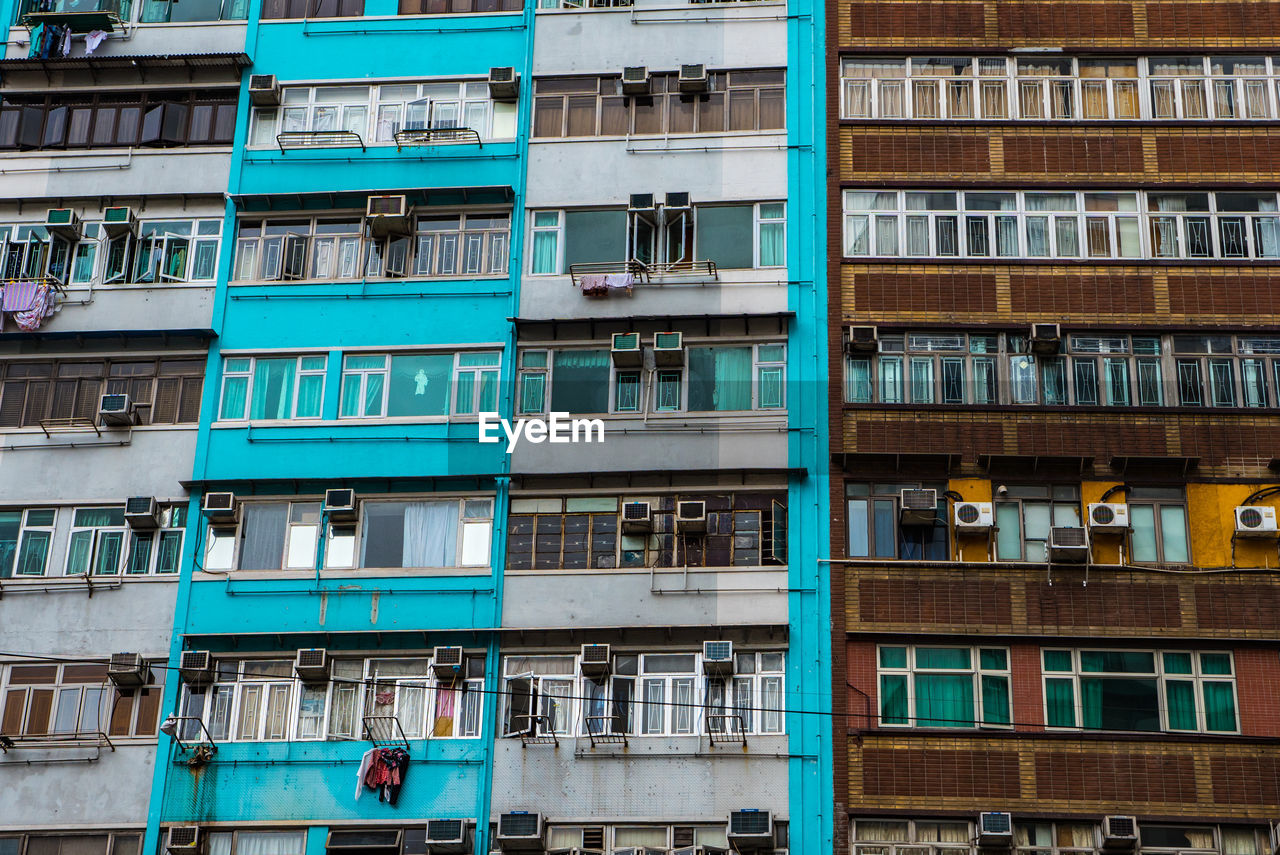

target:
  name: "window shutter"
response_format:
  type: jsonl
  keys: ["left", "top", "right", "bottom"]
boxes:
{"left": 582, "top": 829, "right": 605, "bottom": 850}
{"left": 0, "top": 380, "right": 26, "bottom": 427}
{"left": 131, "top": 378, "right": 153, "bottom": 425}
{"left": 48, "top": 380, "right": 76, "bottom": 420}
{"left": 74, "top": 379, "right": 102, "bottom": 421}
{"left": 21, "top": 380, "right": 51, "bottom": 426}
{"left": 178, "top": 376, "right": 203, "bottom": 423}
{"left": 1, "top": 690, "right": 25, "bottom": 735}
{"left": 151, "top": 377, "right": 179, "bottom": 424}
{"left": 673, "top": 828, "right": 695, "bottom": 848}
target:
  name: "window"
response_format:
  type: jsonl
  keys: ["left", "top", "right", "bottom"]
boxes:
{"left": 852, "top": 819, "right": 974, "bottom": 855}
{"left": 0, "top": 508, "right": 55, "bottom": 578}
{"left": 1, "top": 661, "right": 165, "bottom": 739}
{"left": 249, "top": 82, "right": 516, "bottom": 145}
{"left": 1139, "top": 825, "right": 1270, "bottom": 855}
{"left": 846, "top": 482, "right": 949, "bottom": 560}
{"left": 877, "top": 645, "right": 1011, "bottom": 728}
{"left": 505, "top": 492, "right": 787, "bottom": 570}
{"left": 205, "top": 832, "right": 306, "bottom": 855}
{"left": 141, "top": 0, "right": 247, "bottom": 22}
{"left": 532, "top": 71, "right": 784, "bottom": 139}
{"left": 125, "top": 505, "right": 186, "bottom": 575}
{"left": 502, "top": 649, "right": 785, "bottom": 738}
{"left": 1015, "top": 822, "right": 1099, "bottom": 855}
{"left": 529, "top": 211, "right": 562, "bottom": 274}
{"left": 0, "top": 90, "right": 236, "bottom": 151}
{"left": 0, "top": 834, "right": 144, "bottom": 855}
{"left": 842, "top": 57, "right": 1009, "bottom": 119}
{"left": 1150, "top": 57, "right": 1273, "bottom": 119}
{"left": 337, "top": 351, "right": 498, "bottom": 419}
{"left": 994, "top": 485, "right": 1080, "bottom": 562}
{"left": 413, "top": 214, "right": 510, "bottom": 277}
{"left": 1042, "top": 649, "right": 1238, "bottom": 733}
{"left": 64, "top": 507, "right": 127, "bottom": 576}
{"left": 0, "top": 356, "right": 204, "bottom": 428}
{"left": 219, "top": 355, "right": 326, "bottom": 421}
{"left": 96, "top": 219, "right": 223, "bottom": 286}
{"left": 1174, "top": 334, "right": 1250, "bottom": 407}
{"left": 1127, "top": 486, "right": 1190, "bottom": 564}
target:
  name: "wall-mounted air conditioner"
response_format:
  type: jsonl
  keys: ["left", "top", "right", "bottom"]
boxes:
{"left": 1047, "top": 526, "right": 1089, "bottom": 562}
{"left": 621, "top": 66, "right": 650, "bottom": 96}
{"left": 899, "top": 489, "right": 937, "bottom": 526}
{"left": 45, "top": 208, "right": 82, "bottom": 241}
{"left": 1101, "top": 816, "right": 1137, "bottom": 851}
{"left": 366, "top": 195, "right": 411, "bottom": 237}
{"left": 488, "top": 67, "right": 519, "bottom": 101}
{"left": 201, "top": 492, "right": 238, "bottom": 522}
{"left": 103, "top": 205, "right": 139, "bottom": 238}
{"left": 432, "top": 646, "right": 464, "bottom": 679}
{"left": 495, "top": 812, "right": 543, "bottom": 851}
{"left": 1236, "top": 505, "right": 1279, "bottom": 537}
{"left": 846, "top": 325, "right": 877, "bottom": 353}
{"left": 611, "top": 332, "right": 642, "bottom": 368}
{"left": 653, "top": 332, "right": 684, "bottom": 366}
{"left": 954, "top": 502, "right": 994, "bottom": 532}
{"left": 665, "top": 191, "right": 691, "bottom": 209}
{"left": 294, "top": 648, "right": 330, "bottom": 684}
{"left": 676, "top": 500, "right": 707, "bottom": 534}
{"left": 179, "top": 650, "right": 214, "bottom": 686}
{"left": 98, "top": 393, "right": 135, "bottom": 427}
{"left": 125, "top": 496, "right": 160, "bottom": 530}
{"left": 580, "top": 644, "right": 612, "bottom": 678}
{"left": 424, "top": 819, "right": 472, "bottom": 855}
{"left": 1029, "top": 322, "right": 1061, "bottom": 354}
{"left": 727, "top": 810, "right": 773, "bottom": 853}
{"left": 703, "top": 640, "right": 734, "bottom": 676}
{"left": 977, "top": 812, "right": 1013, "bottom": 848}
{"left": 628, "top": 193, "right": 656, "bottom": 211}
{"left": 1087, "top": 502, "right": 1129, "bottom": 532}
{"left": 248, "top": 74, "right": 281, "bottom": 106}
{"left": 166, "top": 827, "right": 200, "bottom": 855}
{"left": 621, "top": 501, "right": 652, "bottom": 533}
{"left": 677, "top": 63, "right": 708, "bottom": 92}
{"left": 108, "top": 652, "right": 150, "bottom": 688}
{"left": 323, "top": 488, "right": 358, "bottom": 522}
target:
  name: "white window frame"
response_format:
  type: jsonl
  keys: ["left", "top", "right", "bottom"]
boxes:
{"left": 125, "top": 504, "right": 187, "bottom": 575}
{"left": 0, "top": 507, "right": 56, "bottom": 577}
{"left": 217, "top": 355, "right": 327, "bottom": 422}
{"left": 339, "top": 354, "right": 390, "bottom": 418}
{"left": 754, "top": 201, "right": 786, "bottom": 268}
{"left": 64, "top": 507, "right": 127, "bottom": 577}
{"left": 753, "top": 342, "right": 787, "bottom": 409}
{"left": 528, "top": 210, "right": 564, "bottom": 275}
{"left": 451, "top": 351, "right": 502, "bottom": 416}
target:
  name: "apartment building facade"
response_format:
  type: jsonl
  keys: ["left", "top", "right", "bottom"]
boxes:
{"left": 829, "top": 2, "right": 1280, "bottom": 855}
{"left": 0, "top": 0, "right": 247, "bottom": 847}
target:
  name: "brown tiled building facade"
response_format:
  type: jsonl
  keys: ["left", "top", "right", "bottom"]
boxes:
{"left": 829, "top": 0, "right": 1280, "bottom": 852}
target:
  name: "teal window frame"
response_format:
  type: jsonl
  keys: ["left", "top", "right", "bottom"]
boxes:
{"left": 0, "top": 508, "right": 56, "bottom": 578}
{"left": 877, "top": 644, "right": 1012, "bottom": 729}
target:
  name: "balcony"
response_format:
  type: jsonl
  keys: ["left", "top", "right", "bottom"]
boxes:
{"left": 18, "top": 0, "right": 129, "bottom": 30}
{"left": 848, "top": 732, "right": 1280, "bottom": 818}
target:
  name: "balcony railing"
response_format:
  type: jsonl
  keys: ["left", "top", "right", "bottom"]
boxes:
{"left": 393, "top": 127, "right": 482, "bottom": 151}
{"left": 19, "top": 0, "right": 129, "bottom": 30}
{"left": 567, "top": 259, "right": 719, "bottom": 289}
{"left": 276, "top": 130, "right": 365, "bottom": 152}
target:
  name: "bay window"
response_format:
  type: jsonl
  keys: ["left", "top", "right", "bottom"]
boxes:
{"left": 877, "top": 645, "right": 1012, "bottom": 728}
{"left": 1042, "top": 649, "right": 1237, "bottom": 733}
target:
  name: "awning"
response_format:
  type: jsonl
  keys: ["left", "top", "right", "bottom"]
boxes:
{"left": 0, "top": 51, "right": 250, "bottom": 77}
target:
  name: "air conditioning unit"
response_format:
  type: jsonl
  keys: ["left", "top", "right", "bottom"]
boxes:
{"left": 45, "top": 208, "right": 83, "bottom": 241}
{"left": 424, "top": 819, "right": 472, "bottom": 855}
{"left": 621, "top": 66, "right": 650, "bottom": 96}
{"left": 611, "top": 332, "right": 643, "bottom": 368}
{"left": 366, "top": 194, "right": 411, "bottom": 237}
{"left": 107, "top": 652, "right": 150, "bottom": 688}
{"left": 248, "top": 74, "right": 281, "bottom": 106}
{"left": 103, "top": 205, "right": 140, "bottom": 238}
{"left": 166, "top": 827, "right": 201, "bottom": 855}
{"left": 326, "top": 830, "right": 401, "bottom": 854}
{"left": 1048, "top": 526, "right": 1089, "bottom": 562}
{"left": 628, "top": 193, "right": 656, "bottom": 211}
{"left": 432, "top": 646, "right": 465, "bottom": 679}
{"left": 323, "top": 488, "right": 358, "bottom": 522}
{"left": 580, "top": 643, "right": 612, "bottom": 678}
{"left": 727, "top": 810, "right": 773, "bottom": 853}
{"left": 977, "top": 812, "right": 1013, "bottom": 848}
{"left": 125, "top": 496, "right": 160, "bottom": 530}
{"left": 201, "top": 492, "right": 238, "bottom": 522}
{"left": 954, "top": 501, "right": 994, "bottom": 532}
{"left": 665, "top": 191, "right": 691, "bottom": 210}
{"left": 488, "top": 67, "right": 519, "bottom": 101}
{"left": 703, "top": 639, "right": 734, "bottom": 675}
{"left": 653, "top": 332, "right": 684, "bottom": 366}
{"left": 1236, "top": 505, "right": 1279, "bottom": 537}
{"left": 899, "top": 488, "right": 937, "bottom": 526}
{"left": 1101, "top": 816, "right": 1138, "bottom": 851}
{"left": 1029, "top": 322, "right": 1061, "bottom": 354}
{"left": 678, "top": 63, "right": 708, "bottom": 92}
{"left": 294, "top": 648, "right": 330, "bottom": 684}
{"left": 1087, "top": 502, "right": 1130, "bottom": 532}
{"left": 179, "top": 650, "right": 214, "bottom": 686}
{"left": 622, "top": 500, "right": 652, "bottom": 534}
{"left": 676, "top": 500, "right": 707, "bottom": 534}
{"left": 495, "top": 813, "right": 543, "bottom": 852}
{"left": 846, "top": 325, "right": 878, "bottom": 353}
{"left": 98, "top": 393, "right": 135, "bottom": 427}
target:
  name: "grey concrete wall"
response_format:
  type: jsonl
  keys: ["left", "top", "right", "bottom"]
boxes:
{"left": 0, "top": 150, "right": 232, "bottom": 200}
{"left": 0, "top": 428, "right": 198, "bottom": 504}
{"left": 490, "top": 734, "right": 789, "bottom": 820}
{"left": 519, "top": 271, "right": 787, "bottom": 320}
{"left": 43, "top": 286, "right": 214, "bottom": 335}
{"left": 4, "top": 23, "right": 246, "bottom": 60}
{"left": 0, "top": 578, "right": 177, "bottom": 661}
{"left": 0, "top": 743, "right": 160, "bottom": 831}
{"left": 503, "top": 567, "right": 787, "bottom": 629}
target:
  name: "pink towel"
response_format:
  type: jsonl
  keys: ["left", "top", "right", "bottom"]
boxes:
{"left": 14, "top": 282, "right": 53, "bottom": 331}
{"left": 2, "top": 280, "right": 38, "bottom": 312}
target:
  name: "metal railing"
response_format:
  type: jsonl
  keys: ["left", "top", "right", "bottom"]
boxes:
{"left": 0, "top": 729, "right": 115, "bottom": 753}
{"left": 393, "top": 127, "right": 482, "bottom": 150}
{"left": 567, "top": 259, "right": 718, "bottom": 288}
{"left": 362, "top": 715, "right": 411, "bottom": 749}
{"left": 276, "top": 130, "right": 365, "bottom": 152}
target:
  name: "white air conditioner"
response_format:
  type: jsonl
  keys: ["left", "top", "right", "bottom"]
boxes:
{"left": 432, "top": 646, "right": 464, "bottom": 679}
{"left": 677, "top": 63, "right": 708, "bottom": 92}
{"left": 201, "top": 492, "right": 238, "bottom": 522}
{"left": 324, "top": 488, "right": 358, "bottom": 522}
{"left": 103, "top": 205, "right": 140, "bottom": 238}
{"left": 1048, "top": 526, "right": 1089, "bottom": 562}
{"left": 977, "top": 812, "right": 1013, "bottom": 848}
{"left": 676, "top": 500, "right": 707, "bottom": 534}
{"left": 45, "top": 208, "right": 83, "bottom": 241}
{"left": 179, "top": 650, "right": 214, "bottom": 686}
{"left": 621, "top": 500, "right": 652, "bottom": 534}
{"left": 846, "top": 325, "right": 878, "bottom": 353}
{"left": 703, "top": 639, "right": 734, "bottom": 676}
{"left": 424, "top": 819, "right": 471, "bottom": 855}
{"left": 1030, "top": 322, "right": 1061, "bottom": 354}
{"left": 488, "top": 67, "right": 519, "bottom": 101}
{"left": 1236, "top": 505, "right": 1279, "bottom": 537}
{"left": 125, "top": 496, "right": 160, "bottom": 530}
{"left": 629, "top": 193, "right": 656, "bottom": 211}
{"left": 665, "top": 191, "right": 691, "bottom": 210}
{"left": 1087, "top": 502, "right": 1130, "bottom": 532}
{"left": 611, "top": 332, "right": 643, "bottom": 368}
{"left": 653, "top": 332, "right": 684, "bottom": 366}
{"left": 98, "top": 393, "right": 135, "bottom": 427}
{"left": 495, "top": 812, "right": 543, "bottom": 851}
{"left": 621, "top": 66, "right": 650, "bottom": 96}
{"left": 899, "top": 488, "right": 937, "bottom": 526}
{"left": 954, "top": 501, "right": 994, "bottom": 532}
{"left": 1101, "top": 816, "right": 1138, "bottom": 850}
{"left": 107, "top": 652, "right": 149, "bottom": 688}
{"left": 580, "top": 643, "right": 612, "bottom": 678}
{"left": 248, "top": 74, "right": 281, "bottom": 106}
{"left": 166, "top": 827, "right": 201, "bottom": 855}
{"left": 294, "top": 648, "right": 329, "bottom": 683}
{"left": 366, "top": 195, "right": 411, "bottom": 237}
{"left": 727, "top": 810, "right": 773, "bottom": 853}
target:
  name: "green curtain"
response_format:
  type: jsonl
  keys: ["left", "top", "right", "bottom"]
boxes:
{"left": 981, "top": 675, "right": 1011, "bottom": 725}
{"left": 1202, "top": 681, "right": 1237, "bottom": 731}
{"left": 880, "top": 674, "right": 908, "bottom": 724}
{"left": 914, "top": 673, "right": 974, "bottom": 727}
{"left": 296, "top": 375, "right": 324, "bottom": 418}
{"left": 1165, "top": 679, "right": 1197, "bottom": 730}
{"left": 915, "top": 647, "right": 970, "bottom": 669}
{"left": 250, "top": 359, "right": 295, "bottom": 420}
{"left": 220, "top": 375, "right": 248, "bottom": 420}
{"left": 388, "top": 354, "right": 451, "bottom": 417}
{"left": 531, "top": 230, "right": 558, "bottom": 274}
{"left": 688, "top": 347, "right": 752, "bottom": 411}
{"left": 1044, "top": 677, "right": 1075, "bottom": 727}
{"left": 550, "top": 350, "right": 610, "bottom": 414}
{"left": 1080, "top": 677, "right": 1104, "bottom": 729}
{"left": 758, "top": 204, "right": 786, "bottom": 266}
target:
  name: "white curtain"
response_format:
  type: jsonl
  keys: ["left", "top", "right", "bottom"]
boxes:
{"left": 236, "top": 832, "right": 306, "bottom": 855}
{"left": 402, "top": 501, "right": 458, "bottom": 567}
